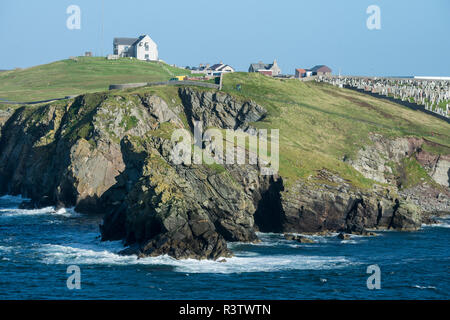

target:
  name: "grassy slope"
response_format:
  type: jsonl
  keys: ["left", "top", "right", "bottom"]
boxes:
{"left": 1, "top": 60, "right": 448, "bottom": 190}
{"left": 0, "top": 57, "right": 191, "bottom": 101}
{"left": 102, "top": 72, "right": 449, "bottom": 189}
{"left": 218, "top": 73, "right": 450, "bottom": 188}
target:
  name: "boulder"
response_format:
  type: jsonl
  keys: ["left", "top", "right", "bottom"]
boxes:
{"left": 337, "top": 233, "right": 351, "bottom": 240}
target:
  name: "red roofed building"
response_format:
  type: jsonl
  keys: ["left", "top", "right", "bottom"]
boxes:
{"left": 295, "top": 68, "right": 307, "bottom": 78}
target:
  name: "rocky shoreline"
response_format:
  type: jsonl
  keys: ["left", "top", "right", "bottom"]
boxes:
{"left": 0, "top": 87, "right": 448, "bottom": 260}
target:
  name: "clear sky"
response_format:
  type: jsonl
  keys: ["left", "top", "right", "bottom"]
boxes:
{"left": 0, "top": 0, "right": 449, "bottom": 76}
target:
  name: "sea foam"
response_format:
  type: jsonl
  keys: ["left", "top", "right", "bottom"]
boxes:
{"left": 38, "top": 242, "right": 355, "bottom": 274}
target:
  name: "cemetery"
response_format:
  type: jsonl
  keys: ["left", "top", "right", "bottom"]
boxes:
{"left": 317, "top": 75, "right": 450, "bottom": 119}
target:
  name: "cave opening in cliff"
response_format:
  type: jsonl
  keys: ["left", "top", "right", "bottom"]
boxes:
{"left": 254, "top": 177, "right": 285, "bottom": 233}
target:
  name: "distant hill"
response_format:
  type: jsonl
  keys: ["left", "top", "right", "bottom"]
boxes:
{"left": 0, "top": 57, "right": 190, "bottom": 101}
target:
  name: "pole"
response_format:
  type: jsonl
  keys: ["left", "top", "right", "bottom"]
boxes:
{"left": 101, "top": 0, "right": 104, "bottom": 57}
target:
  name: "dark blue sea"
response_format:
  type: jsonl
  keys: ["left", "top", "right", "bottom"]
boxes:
{"left": 0, "top": 195, "right": 448, "bottom": 300}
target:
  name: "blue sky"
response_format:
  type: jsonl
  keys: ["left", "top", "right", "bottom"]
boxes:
{"left": 0, "top": 0, "right": 449, "bottom": 76}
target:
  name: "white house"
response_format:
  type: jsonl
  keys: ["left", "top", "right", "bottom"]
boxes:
{"left": 188, "top": 63, "right": 235, "bottom": 76}
{"left": 113, "top": 35, "right": 158, "bottom": 61}
{"left": 208, "top": 63, "right": 235, "bottom": 75}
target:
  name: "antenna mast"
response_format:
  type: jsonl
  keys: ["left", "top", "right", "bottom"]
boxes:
{"left": 101, "top": 0, "right": 104, "bottom": 56}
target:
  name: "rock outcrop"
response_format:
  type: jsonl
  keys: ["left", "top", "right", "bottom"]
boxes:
{"left": 0, "top": 87, "right": 447, "bottom": 260}
{"left": 179, "top": 87, "right": 266, "bottom": 131}
{"left": 346, "top": 134, "right": 450, "bottom": 188}
{"left": 280, "top": 170, "right": 424, "bottom": 234}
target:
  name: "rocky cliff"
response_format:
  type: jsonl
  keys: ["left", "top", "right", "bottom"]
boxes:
{"left": 0, "top": 87, "right": 448, "bottom": 260}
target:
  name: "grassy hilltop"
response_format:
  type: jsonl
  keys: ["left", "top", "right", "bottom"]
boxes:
{"left": 0, "top": 59, "right": 448, "bottom": 190}
{"left": 0, "top": 57, "right": 190, "bottom": 101}
{"left": 220, "top": 73, "right": 450, "bottom": 186}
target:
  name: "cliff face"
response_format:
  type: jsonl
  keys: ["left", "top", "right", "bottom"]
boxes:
{"left": 0, "top": 87, "right": 448, "bottom": 260}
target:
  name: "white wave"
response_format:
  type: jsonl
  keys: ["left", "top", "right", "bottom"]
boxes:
{"left": 0, "top": 245, "right": 13, "bottom": 253}
{"left": 413, "top": 285, "right": 437, "bottom": 290}
{"left": 229, "top": 232, "right": 340, "bottom": 249}
{"left": 38, "top": 243, "right": 356, "bottom": 274}
{"left": 422, "top": 220, "right": 450, "bottom": 229}
{"left": 340, "top": 240, "right": 359, "bottom": 244}
{"left": 53, "top": 207, "right": 81, "bottom": 217}
{"left": 0, "top": 206, "right": 80, "bottom": 218}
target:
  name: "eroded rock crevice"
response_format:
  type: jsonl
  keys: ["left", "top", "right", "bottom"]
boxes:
{"left": 254, "top": 176, "right": 285, "bottom": 233}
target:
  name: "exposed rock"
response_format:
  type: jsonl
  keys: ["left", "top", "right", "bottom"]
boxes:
{"left": 280, "top": 170, "right": 425, "bottom": 234}
{"left": 337, "top": 233, "right": 351, "bottom": 240}
{"left": 0, "top": 88, "right": 447, "bottom": 261}
{"left": 284, "top": 234, "right": 316, "bottom": 243}
{"left": 345, "top": 134, "right": 422, "bottom": 184}
{"left": 0, "top": 105, "right": 18, "bottom": 139}
{"left": 179, "top": 87, "right": 266, "bottom": 131}
{"left": 140, "top": 95, "right": 183, "bottom": 127}
{"left": 346, "top": 134, "right": 450, "bottom": 213}
{"left": 399, "top": 184, "right": 450, "bottom": 214}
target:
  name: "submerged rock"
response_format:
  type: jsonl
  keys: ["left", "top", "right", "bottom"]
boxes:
{"left": 337, "top": 233, "right": 351, "bottom": 240}
{"left": 284, "top": 234, "right": 316, "bottom": 243}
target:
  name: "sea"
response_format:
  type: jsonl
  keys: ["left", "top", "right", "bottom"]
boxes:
{"left": 0, "top": 195, "right": 448, "bottom": 300}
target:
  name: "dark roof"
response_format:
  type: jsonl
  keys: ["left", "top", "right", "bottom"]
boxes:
{"left": 210, "top": 64, "right": 233, "bottom": 71}
{"left": 113, "top": 37, "right": 138, "bottom": 46}
{"left": 132, "top": 35, "right": 148, "bottom": 46}
{"left": 210, "top": 64, "right": 223, "bottom": 70}
{"left": 309, "top": 65, "right": 332, "bottom": 73}
{"left": 250, "top": 62, "right": 273, "bottom": 71}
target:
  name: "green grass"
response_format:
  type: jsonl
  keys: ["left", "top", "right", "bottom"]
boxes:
{"left": 396, "top": 156, "right": 436, "bottom": 189}
{"left": 1, "top": 60, "right": 449, "bottom": 190}
{"left": 217, "top": 72, "right": 450, "bottom": 188}
{"left": 421, "top": 140, "right": 450, "bottom": 155}
{"left": 0, "top": 57, "right": 191, "bottom": 101}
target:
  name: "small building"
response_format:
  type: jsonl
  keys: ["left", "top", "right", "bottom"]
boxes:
{"left": 295, "top": 68, "right": 307, "bottom": 78}
{"left": 113, "top": 34, "right": 158, "bottom": 61}
{"left": 295, "top": 65, "right": 332, "bottom": 78}
{"left": 248, "top": 60, "right": 281, "bottom": 76}
{"left": 309, "top": 65, "right": 332, "bottom": 76}
{"left": 209, "top": 63, "right": 235, "bottom": 76}
{"left": 190, "top": 64, "right": 210, "bottom": 74}
{"left": 190, "top": 63, "right": 235, "bottom": 76}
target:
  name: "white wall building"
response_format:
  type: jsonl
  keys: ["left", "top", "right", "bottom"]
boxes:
{"left": 113, "top": 35, "right": 158, "bottom": 61}
{"left": 207, "top": 63, "right": 235, "bottom": 76}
